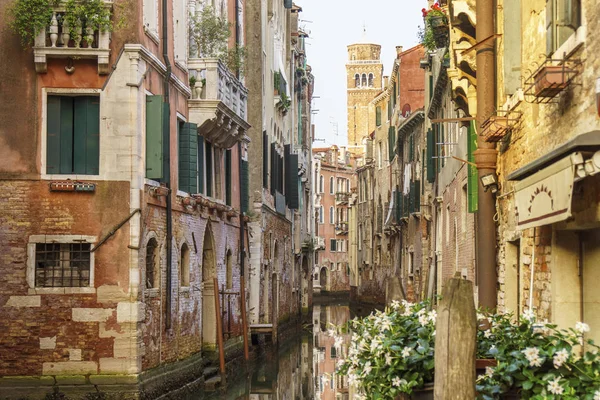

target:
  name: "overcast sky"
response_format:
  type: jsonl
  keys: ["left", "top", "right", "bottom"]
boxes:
{"left": 297, "top": 0, "right": 427, "bottom": 147}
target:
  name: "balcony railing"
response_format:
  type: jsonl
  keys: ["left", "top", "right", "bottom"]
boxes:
{"left": 188, "top": 58, "right": 250, "bottom": 148}
{"left": 335, "top": 192, "right": 350, "bottom": 204}
{"left": 335, "top": 222, "right": 349, "bottom": 234}
{"left": 33, "top": 3, "right": 112, "bottom": 74}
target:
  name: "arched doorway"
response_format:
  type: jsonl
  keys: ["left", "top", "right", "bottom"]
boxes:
{"left": 320, "top": 267, "right": 328, "bottom": 290}
{"left": 202, "top": 226, "right": 217, "bottom": 349}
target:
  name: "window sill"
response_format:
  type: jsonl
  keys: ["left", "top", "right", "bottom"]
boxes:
{"left": 551, "top": 25, "right": 586, "bottom": 60}
{"left": 42, "top": 174, "right": 101, "bottom": 181}
{"left": 145, "top": 178, "right": 161, "bottom": 187}
{"left": 28, "top": 287, "right": 96, "bottom": 295}
{"left": 145, "top": 28, "right": 160, "bottom": 45}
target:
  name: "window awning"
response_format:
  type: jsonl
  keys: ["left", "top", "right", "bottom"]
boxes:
{"left": 510, "top": 131, "right": 600, "bottom": 230}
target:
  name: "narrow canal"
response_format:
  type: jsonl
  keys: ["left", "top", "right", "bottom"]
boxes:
{"left": 190, "top": 300, "right": 372, "bottom": 400}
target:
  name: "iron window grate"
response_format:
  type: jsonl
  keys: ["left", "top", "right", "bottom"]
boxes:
{"left": 35, "top": 243, "right": 91, "bottom": 287}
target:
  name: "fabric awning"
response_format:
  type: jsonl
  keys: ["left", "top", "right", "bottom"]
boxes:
{"left": 514, "top": 153, "right": 578, "bottom": 230}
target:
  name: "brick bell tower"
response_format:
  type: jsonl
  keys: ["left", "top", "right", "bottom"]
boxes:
{"left": 346, "top": 37, "right": 383, "bottom": 153}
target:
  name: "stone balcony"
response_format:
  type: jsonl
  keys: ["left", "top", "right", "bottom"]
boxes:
{"left": 33, "top": 1, "right": 112, "bottom": 74}
{"left": 188, "top": 58, "right": 250, "bottom": 148}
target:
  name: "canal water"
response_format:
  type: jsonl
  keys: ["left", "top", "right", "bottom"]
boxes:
{"left": 196, "top": 300, "right": 370, "bottom": 400}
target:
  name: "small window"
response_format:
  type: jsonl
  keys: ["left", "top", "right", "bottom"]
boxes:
{"left": 331, "top": 346, "right": 337, "bottom": 358}
{"left": 329, "top": 176, "right": 334, "bottom": 194}
{"left": 368, "top": 73, "right": 374, "bottom": 87}
{"left": 330, "top": 239, "right": 337, "bottom": 252}
{"left": 180, "top": 243, "right": 190, "bottom": 287}
{"left": 361, "top": 74, "right": 367, "bottom": 87}
{"left": 319, "top": 175, "right": 324, "bottom": 193}
{"left": 34, "top": 243, "right": 91, "bottom": 287}
{"left": 546, "top": 0, "right": 581, "bottom": 55}
{"left": 354, "top": 74, "right": 360, "bottom": 87}
{"left": 319, "top": 206, "right": 324, "bottom": 224}
{"left": 146, "top": 238, "right": 160, "bottom": 289}
{"left": 46, "top": 95, "right": 100, "bottom": 175}
{"left": 329, "top": 206, "right": 334, "bottom": 224}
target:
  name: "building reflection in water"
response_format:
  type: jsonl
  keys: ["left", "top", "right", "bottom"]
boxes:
{"left": 204, "top": 303, "right": 354, "bottom": 400}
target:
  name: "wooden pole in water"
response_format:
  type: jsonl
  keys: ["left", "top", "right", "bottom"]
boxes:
{"left": 433, "top": 273, "right": 477, "bottom": 399}
{"left": 213, "top": 277, "right": 226, "bottom": 375}
{"left": 240, "top": 279, "right": 250, "bottom": 361}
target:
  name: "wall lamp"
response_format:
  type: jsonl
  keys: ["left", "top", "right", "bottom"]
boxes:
{"left": 480, "top": 173, "right": 499, "bottom": 194}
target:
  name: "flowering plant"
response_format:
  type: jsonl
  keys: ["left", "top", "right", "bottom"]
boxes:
{"left": 336, "top": 300, "right": 436, "bottom": 399}
{"left": 421, "top": 3, "right": 446, "bottom": 19}
{"left": 476, "top": 310, "right": 600, "bottom": 399}
{"left": 418, "top": 3, "right": 448, "bottom": 51}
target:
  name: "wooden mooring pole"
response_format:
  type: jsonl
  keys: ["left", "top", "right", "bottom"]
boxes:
{"left": 213, "top": 277, "right": 226, "bottom": 375}
{"left": 433, "top": 273, "right": 477, "bottom": 399}
{"left": 240, "top": 279, "right": 249, "bottom": 361}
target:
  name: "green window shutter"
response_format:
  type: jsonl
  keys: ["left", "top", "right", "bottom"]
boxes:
{"left": 205, "top": 142, "right": 213, "bottom": 197}
{"left": 403, "top": 194, "right": 409, "bottom": 217}
{"left": 263, "top": 131, "right": 268, "bottom": 188}
{"left": 427, "top": 128, "right": 435, "bottom": 183}
{"left": 241, "top": 159, "right": 249, "bottom": 213}
{"left": 46, "top": 96, "right": 69, "bottom": 174}
{"left": 286, "top": 152, "right": 299, "bottom": 209}
{"left": 376, "top": 107, "right": 381, "bottom": 126}
{"left": 178, "top": 122, "right": 198, "bottom": 194}
{"left": 73, "top": 97, "right": 100, "bottom": 175}
{"left": 409, "top": 181, "right": 415, "bottom": 214}
{"left": 388, "top": 126, "right": 394, "bottom": 161}
{"left": 145, "top": 95, "right": 164, "bottom": 180}
{"left": 331, "top": 240, "right": 337, "bottom": 252}
{"left": 467, "top": 121, "right": 479, "bottom": 213}
{"left": 270, "top": 143, "right": 277, "bottom": 195}
{"left": 197, "top": 136, "right": 205, "bottom": 194}
{"left": 429, "top": 75, "right": 434, "bottom": 101}
{"left": 414, "top": 180, "right": 421, "bottom": 212}
{"left": 225, "top": 149, "right": 232, "bottom": 205}
{"left": 59, "top": 97, "right": 74, "bottom": 174}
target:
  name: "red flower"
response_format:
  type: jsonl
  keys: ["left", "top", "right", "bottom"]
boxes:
{"left": 421, "top": 8, "right": 428, "bottom": 17}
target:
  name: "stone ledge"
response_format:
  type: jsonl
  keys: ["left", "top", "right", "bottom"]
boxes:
{"left": 89, "top": 374, "right": 139, "bottom": 385}
{"left": 0, "top": 376, "right": 55, "bottom": 387}
{"left": 55, "top": 375, "right": 86, "bottom": 385}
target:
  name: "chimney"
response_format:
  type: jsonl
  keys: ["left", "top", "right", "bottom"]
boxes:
{"left": 396, "top": 46, "right": 403, "bottom": 59}
{"left": 383, "top": 76, "right": 389, "bottom": 87}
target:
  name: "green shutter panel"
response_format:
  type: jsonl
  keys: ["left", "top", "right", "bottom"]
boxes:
{"left": 429, "top": 75, "right": 434, "bottom": 101}
{"left": 197, "top": 135, "right": 205, "bottom": 194}
{"left": 286, "top": 153, "right": 299, "bottom": 209}
{"left": 409, "top": 181, "right": 416, "bottom": 214}
{"left": 241, "top": 159, "right": 249, "bottom": 213}
{"left": 46, "top": 96, "right": 65, "bottom": 174}
{"left": 376, "top": 107, "right": 381, "bottom": 126}
{"left": 178, "top": 122, "right": 198, "bottom": 194}
{"left": 205, "top": 142, "right": 213, "bottom": 197}
{"left": 263, "top": 131, "right": 268, "bottom": 188}
{"left": 403, "top": 194, "right": 409, "bottom": 217}
{"left": 467, "top": 121, "right": 479, "bottom": 213}
{"left": 270, "top": 143, "right": 277, "bottom": 195}
{"left": 225, "top": 149, "right": 232, "bottom": 205}
{"left": 414, "top": 180, "right": 421, "bottom": 212}
{"left": 388, "top": 126, "right": 394, "bottom": 161}
{"left": 73, "top": 97, "right": 100, "bottom": 175}
{"left": 427, "top": 128, "right": 435, "bottom": 183}
{"left": 145, "top": 95, "right": 164, "bottom": 180}
{"left": 59, "top": 97, "right": 74, "bottom": 174}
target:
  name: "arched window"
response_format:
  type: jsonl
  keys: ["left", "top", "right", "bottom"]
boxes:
{"left": 146, "top": 238, "right": 159, "bottom": 289}
{"left": 225, "top": 250, "right": 232, "bottom": 289}
{"left": 319, "top": 175, "right": 324, "bottom": 193}
{"left": 368, "top": 73, "right": 374, "bottom": 87}
{"left": 180, "top": 242, "right": 190, "bottom": 287}
{"left": 361, "top": 74, "right": 367, "bottom": 87}
{"left": 329, "top": 176, "right": 334, "bottom": 194}
{"left": 329, "top": 206, "right": 334, "bottom": 224}
{"left": 319, "top": 206, "right": 324, "bottom": 223}
{"left": 354, "top": 74, "right": 360, "bottom": 87}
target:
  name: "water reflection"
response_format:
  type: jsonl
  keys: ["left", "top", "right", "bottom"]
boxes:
{"left": 205, "top": 302, "right": 357, "bottom": 400}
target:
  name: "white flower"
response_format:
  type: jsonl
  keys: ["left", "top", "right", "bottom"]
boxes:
{"left": 553, "top": 349, "right": 569, "bottom": 369}
{"left": 522, "top": 347, "right": 543, "bottom": 367}
{"left": 392, "top": 377, "right": 406, "bottom": 387}
{"left": 576, "top": 321, "right": 590, "bottom": 334}
{"left": 485, "top": 366, "right": 494, "bottom": 378}
{"left": 477, "top": 312, "right": 486, "bottom": 321}
{"left": 391, "top": 300, "right": 401, "bottom": 310}
{"left": 327, "top": 329, "right": 336, "bottom": 337}
{"left": 428, "top": 310, "right": 437, "bottom": 323}
{"left": 362, "top": 361, "right": 372, "bottom": 376}
{"left": 484, "top": 330, "right": 492, "bottom": 338}
{"left": 547, "top": 377, "right": 564, "bottom": 395}
{"left": 402, "top": 346, "right": 412, "bottom": 358}
{"left": 334, "top": 336, "right": 344, "bottom": 349}
{"left": 419, "top": 313, "right": 430, "bottom": 326}
{"left": 522, "top": 308, "right": 536, "bottom": 321}
{"left": 594, "top": 390, "right": 600, "bottom": 400}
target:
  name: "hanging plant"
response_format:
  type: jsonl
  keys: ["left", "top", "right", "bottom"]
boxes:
{"left": 419, "top": 3, "right": 448, "bottom": 51}
{"left": 8, "top": 0, "right": 56, "bottom": 47}
{"left": 63, "top": 0, "right": 112, "bottom": 37}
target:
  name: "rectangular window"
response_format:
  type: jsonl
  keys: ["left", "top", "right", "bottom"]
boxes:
{"left": 47, "top": 95, "right": 100, "bottom": 175}
{"left": 329, "top": 206, "right": 334, "bottom": 224}
{"left": 330, "top": 239, "right": 337, "bottom": 252}
{"left": 319, "top": 206, "right": 324, "bottom": 224}
{"left": 206, "top": 142, "right": 213, "bottom": 197}
{"left": 34, "top": 243, "right": 91, "bottom": 287}
{"left": 225, "top": 149, "right": 232, "bottom": 205}
{"left": 197, "top": 136, "right": 205, "bottom": 194}
{"left": 331, "top": 346, "right": 337, "bottom": 358}
{"left": 173, "top": 0, "right": 187, "bottom": 66}
{"left": 143, "top": 0, "right": 159, "bottom": 41}
{"left": 178, "top": 121, "right": 198, "bottom": 194}
{"left": 546, "top": 0, "right": 580, "bottom": 55}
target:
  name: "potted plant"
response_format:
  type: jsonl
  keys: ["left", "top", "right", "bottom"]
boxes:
{"left": 476, "top": 310, "right": 600, "bottom": 399}
{"left": 533, "top": 65, "right": 570, "bottom": 98}
{"left": 421, "top": 3, "right": 448, "bottom": 50}
{"left": 336, "top": 300, "right": 436, "bottom": 399}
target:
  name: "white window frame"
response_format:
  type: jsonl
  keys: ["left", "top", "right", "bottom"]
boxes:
{"left": 27, "top": 235, "right": 97, "bottom": 295}
{"left": 41, "top": 88, "right": 102, "bottom": 180}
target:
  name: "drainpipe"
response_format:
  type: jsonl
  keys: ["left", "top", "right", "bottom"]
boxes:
{"left": 162, "top": 0, "right": 173, "bottom": 329}
{"left": 475, "top": 0, "right": 498, "bottom": 310}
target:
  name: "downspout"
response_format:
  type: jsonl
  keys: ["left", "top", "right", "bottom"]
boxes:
{"left": 162, "top": 0, "right": 173, "bottom": 329}
{"left": 475, "top": 0, "right": 498, "bottom": 310}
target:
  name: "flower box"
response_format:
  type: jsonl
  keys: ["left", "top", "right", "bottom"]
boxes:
{"left": 482, "top": 115, "right": 509, "bottom": 142}
{"left": 533, "top": 65, "right": 569, "bottom": 98}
